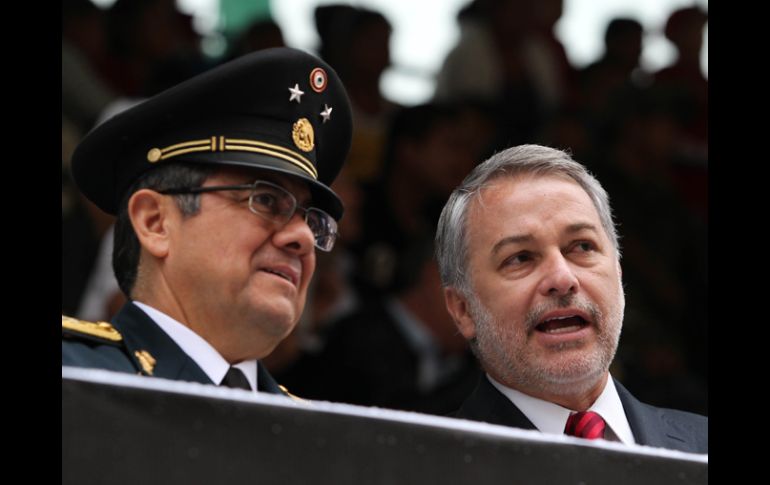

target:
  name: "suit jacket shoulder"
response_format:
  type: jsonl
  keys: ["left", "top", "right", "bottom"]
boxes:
{"left": 615, "top": 379, "right": 708, "bottom": 453}
{"left": 453, "top": 375, "right": 707, "bottom": 454}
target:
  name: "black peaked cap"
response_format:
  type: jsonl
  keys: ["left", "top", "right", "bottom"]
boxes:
{"left": 71, "top": 47, "right": 352, "bottom": 219}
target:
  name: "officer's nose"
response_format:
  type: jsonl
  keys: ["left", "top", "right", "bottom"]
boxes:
{"left": 272, "top": 212, "right": 315, "bottom": 255}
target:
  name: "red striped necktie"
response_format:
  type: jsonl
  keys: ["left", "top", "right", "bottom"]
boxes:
{"left": 564, "top": 411, "right": 606, "bottom": 440}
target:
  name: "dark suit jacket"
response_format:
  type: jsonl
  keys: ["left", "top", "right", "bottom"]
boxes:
{"left": 454, "top": 374, "right": 708, "bottom": 453}
{"left": 62, "top": 302, "right": 287, "bottom": 395}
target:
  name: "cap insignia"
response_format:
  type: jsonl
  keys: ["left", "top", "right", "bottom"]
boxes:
{"left": 320, "top": 104, "right": 333, "bottom": 123}
{"left": 292, "top": 118, "right": 315, "bottom": 152}
{"left": 288, "top": 83, "right": 305, "bottom": 103}
{"left": 310, "top": 67, "right": 328, "bottom": 93}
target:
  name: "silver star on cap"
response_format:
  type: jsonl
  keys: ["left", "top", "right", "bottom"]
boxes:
{"left": 288, "top": 83, "right": 304, "bottom": 103}
{"left": 320, "top": 104, "right": 333, "bottom": 123}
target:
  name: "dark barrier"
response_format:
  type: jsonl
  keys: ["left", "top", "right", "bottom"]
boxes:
{"left": 63, "top": 367, "right": 707, "bottom": 485}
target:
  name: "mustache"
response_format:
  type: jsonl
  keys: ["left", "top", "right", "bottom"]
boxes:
{"left": 524, "top": 294, "right": 602, "bottom": 333}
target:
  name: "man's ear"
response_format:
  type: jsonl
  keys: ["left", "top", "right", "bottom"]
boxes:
{"left": 444, "top": 287, "right": 477, "bottom": 340}
{"left": 128, "top": 189, "right": 173, "bottom": 259}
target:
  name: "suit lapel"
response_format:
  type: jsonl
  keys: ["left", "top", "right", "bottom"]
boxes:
{"left": 111, "top": 302, "right": 213, "bottom": 385}
{"left": 456, "top": 375, "right": 702, "bottom": 452}
{"left": 615, "top": 379, "right": 690, "bottom": 449}
{"left": 455, "top": 375, "right": 537, "bottom": 430}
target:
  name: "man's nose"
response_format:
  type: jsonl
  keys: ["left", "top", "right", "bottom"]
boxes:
{"left": 272, "top": 212, "right": 315, "bottom": 255}
{"left": 537, "top": 253, "right": 579, "bottom": 297}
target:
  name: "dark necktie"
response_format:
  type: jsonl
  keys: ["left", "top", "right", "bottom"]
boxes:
{"left": 221, "top": 366, "right": 252, "bottom": 391}
{"left": 564, "top": 411, "right": 606, "bottom": 440}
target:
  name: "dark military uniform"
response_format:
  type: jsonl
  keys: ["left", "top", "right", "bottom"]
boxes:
{"left": 62, "top": 303, "right": 288, "bottom": 394}
{"left": 62, "top": 47, "right": 352, "bottom": 396}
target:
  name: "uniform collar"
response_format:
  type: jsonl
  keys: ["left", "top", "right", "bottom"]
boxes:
{"left": 132, "top": 301, "right": 258, "bottom": 392}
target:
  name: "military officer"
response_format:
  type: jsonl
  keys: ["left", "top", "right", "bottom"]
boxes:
{"left": 62, "top": 47, "right": 352, "bottom": 395}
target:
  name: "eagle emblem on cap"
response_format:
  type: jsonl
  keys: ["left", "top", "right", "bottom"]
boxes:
{"left": 292, "top": 118, "right": 315, "bottom": 152}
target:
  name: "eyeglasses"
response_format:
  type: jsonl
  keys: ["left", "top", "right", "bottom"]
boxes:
{"left": 159, "top": 180, "right": 338, "bottom": 252}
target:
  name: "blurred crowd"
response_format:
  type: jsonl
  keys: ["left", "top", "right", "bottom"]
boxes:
{"left": 63, "top": 0, "right": 708, "bottom": 416}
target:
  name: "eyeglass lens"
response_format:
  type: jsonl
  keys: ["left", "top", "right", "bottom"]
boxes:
{"left": 249, "top": 182, "right": 337, "bottom": 251}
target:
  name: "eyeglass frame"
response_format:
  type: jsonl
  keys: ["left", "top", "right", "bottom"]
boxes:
{"left": 158, "top": 179, "right": 338, "bottom": 252}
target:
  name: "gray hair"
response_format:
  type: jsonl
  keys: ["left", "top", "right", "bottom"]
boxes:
{"left": 435, "top": 144, "right": 620, "bottom": 296}
{"left": 113, "top": 162, "right": 215, "bottom": 296}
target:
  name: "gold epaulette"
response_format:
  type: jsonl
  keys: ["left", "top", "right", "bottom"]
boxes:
{"left": 62, "top": 315, "right": 123, "bottom": 343}
{"left": 279, "top": 384, "right": 309, "bottom": 404}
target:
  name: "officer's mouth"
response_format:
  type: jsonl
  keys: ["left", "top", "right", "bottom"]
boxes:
{"left": 260, "top": 264, "right": 299, "bottom": 287}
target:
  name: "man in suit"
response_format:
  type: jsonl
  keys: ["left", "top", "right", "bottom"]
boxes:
{"left": 62, "top": 47, "right": 352, "bottom": 396}
{"left": 435, "top": 144, "right": 707, "bottom": 452}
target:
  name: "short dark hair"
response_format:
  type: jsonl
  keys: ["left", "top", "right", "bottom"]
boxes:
{"left": 112, "top": 162, "right": 215, "bottom": 296}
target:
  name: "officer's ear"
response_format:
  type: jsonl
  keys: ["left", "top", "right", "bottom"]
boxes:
{"left": 444, "top": 287, "right": 477, "bottom": 340}
{"left": 128, "top": 189, "right": 173, "bottom": 259}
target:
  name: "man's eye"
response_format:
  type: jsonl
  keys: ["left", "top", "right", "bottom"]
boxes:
{"left": 502, "top": 253, "right": 531, "bottom": 267}
{"left": 574, "top": 241, "right": 596, "bottom": 252}
{"left": 252, "top": 192, "right": 279, "bottom": 208}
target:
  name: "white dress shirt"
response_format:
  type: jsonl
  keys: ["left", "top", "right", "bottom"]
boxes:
{"left": 133, "top": 301, "right": 258, "bottom": 392}
{"left": 487, "top": 374, "right": 636, "bottom": 444}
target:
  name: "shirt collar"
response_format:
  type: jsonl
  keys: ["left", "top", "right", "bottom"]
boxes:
{"left": 487, "top": 373, "right": 635, "bottom": 444}
{"left": 588, "top": 376, "right": 635, "bottom": 444}
{"left": 133, "top": 301, "right": 258, "bottom": 392}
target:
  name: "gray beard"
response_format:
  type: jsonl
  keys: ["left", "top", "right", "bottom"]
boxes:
{"left": 466, "top": 291, "right": 624, "bottom": 398}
